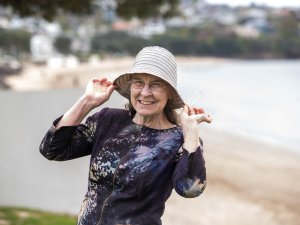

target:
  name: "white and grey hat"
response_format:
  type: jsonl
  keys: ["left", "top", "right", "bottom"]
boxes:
{"left": 113, "top": 46, "right": 184, "bottom": 109}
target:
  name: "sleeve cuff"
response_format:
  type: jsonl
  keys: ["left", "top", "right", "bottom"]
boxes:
{"left": 48, "top": 115, "right": 78, "bottom": 137}
{"left": 173, "top": 146, "right": 206, "bottom": 182}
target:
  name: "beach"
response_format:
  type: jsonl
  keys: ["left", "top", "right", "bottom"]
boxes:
{"left": 3, "top": 57, "right": 135, "bottom": 91}
{"left": 1, "top": 57, "right": 300, "bottom": 225}
{"left": 163, "top": 127, "right": 300, "bottom": 225}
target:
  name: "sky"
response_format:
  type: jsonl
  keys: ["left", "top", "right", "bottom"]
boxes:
{"left": 206, "top": 0, "right": 300, "bottom": 8}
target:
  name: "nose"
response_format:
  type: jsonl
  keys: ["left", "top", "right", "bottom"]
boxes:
{"left": 140, "top": 84, "right": 152, "bottom": 96}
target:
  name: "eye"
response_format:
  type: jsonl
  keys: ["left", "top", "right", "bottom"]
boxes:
{"left": 132, "top": 80, "right": 144, "bottom": 88}
{"left": 150, "top": 82, "right": 164, "bottom": 89}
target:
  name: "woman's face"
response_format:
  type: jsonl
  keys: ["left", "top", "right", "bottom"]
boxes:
{"left": 130, "top": 74, "right": 170, "bottom": 118}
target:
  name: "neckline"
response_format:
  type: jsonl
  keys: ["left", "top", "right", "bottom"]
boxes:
{"left": 130, "top": 119, "right": 178, "bottom": 131}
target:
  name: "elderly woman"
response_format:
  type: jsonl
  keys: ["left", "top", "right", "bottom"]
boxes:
{"left": 40, "top": 46, "right": 212, "bottom": 225}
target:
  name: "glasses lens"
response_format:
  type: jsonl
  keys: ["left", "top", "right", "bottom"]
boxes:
{"left": 149, "top": 82, "right": 164, "bottom": 91}
{"left": 131, "top": 79, "right": 165, "bottom": 92}
{"left": 131, "top": 80, "right": 144, "bottom": 89}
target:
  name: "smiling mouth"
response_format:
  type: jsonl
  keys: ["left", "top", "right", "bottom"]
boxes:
{"left": 139, "top": 100, "right": 155, "bottom": 105}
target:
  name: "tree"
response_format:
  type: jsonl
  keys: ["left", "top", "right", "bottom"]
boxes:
{"left": 273, "top": 10, "right": 300, "bottom": 58}
{"left": 116, "top": 0, "right": 180, "bottom": 20}
{"left": 0, "top": 0, "right": 92, "bottom": 21}
{"left": 54, "top": 36, "right": 71, "bottom": 54}
{"left": 0, "top": 28, "right": 31, "bottom": 53}
{"left": 0, "top": 0, "right": 180, "bottom": 21}
{"left": 91, "top": 31, "right": 148, "bottom": 55}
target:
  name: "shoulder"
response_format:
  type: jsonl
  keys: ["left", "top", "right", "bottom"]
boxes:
{"left": 93, "top": 107, "right": 131, "bottom": 121}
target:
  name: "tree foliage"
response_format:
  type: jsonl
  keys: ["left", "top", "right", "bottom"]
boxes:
{"left": 0, "top": 0, "right": 93, "bottom": 21}
{"left": 0, "top": 0, "right": 180, "bottom": 20}
{"left": 54, "top": 36, "right": 72, "bottom": 54}
{"left": 273, "top": 11, "right": 300, "bottom": 58}
{"left": 91, "top": 31, "right": 149, "bottom": 55}
{"left": 91, "top": 26, "right": 300, "bottom": 58}
{"left": 0, "top": 28, "right": 31, "bottom": 53}
{"left": 116, "top": 0, "right": 180, "bottom": 19}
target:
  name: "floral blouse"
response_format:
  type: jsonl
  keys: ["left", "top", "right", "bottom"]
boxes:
{"left": 40, "top": 107, "right": 207, "bottom": 225}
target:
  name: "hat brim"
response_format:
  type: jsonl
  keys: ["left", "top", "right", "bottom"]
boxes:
{"left": 113, "top": 73, "right": 185, "bottom": 109}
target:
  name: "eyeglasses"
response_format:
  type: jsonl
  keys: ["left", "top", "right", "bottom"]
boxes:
{"left": 130, "top": 79, "right": 166, "bottom": 92}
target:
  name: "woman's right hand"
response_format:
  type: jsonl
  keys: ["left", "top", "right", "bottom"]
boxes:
{"left": 54, "top": 77, "right": 115, "bottom": 129}
{"left": 84, "top": 77, "right": 116, "bottom": 109}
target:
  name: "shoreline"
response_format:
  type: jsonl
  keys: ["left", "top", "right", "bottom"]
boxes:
{"left": 3, "top": 56, "right": 228, "bottom": 91}
{"left": 4, "top": 56, "right": 299, "bottom": 92}
{"left": 208, "top": 125, "right": 300, "bottom": 154}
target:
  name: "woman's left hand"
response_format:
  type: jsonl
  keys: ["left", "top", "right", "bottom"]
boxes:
{"left": 187, "top": 106, "right": 213, "bottom": 124}
{"left": 177, "top": 105, "right": 212, "bottom": 152}
{"left": 177, "top": 105, "right": 213, "bottom": 127}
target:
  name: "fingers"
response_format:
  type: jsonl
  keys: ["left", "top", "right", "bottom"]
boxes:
{"left": 186, "top": 105, "right": 194, "bottom": 115}
{"left": 177, "top": 105, "right": 204, "bottom": 116}
{"left": 193, "top": 107, "right": 205, "bottom": 114}
{"left": 182, "top": 105, "right": 205, "bottom": 116}
{"left": 186, "top": 105, "right": 205, "bottom": 116}
{"left": 202, "top": 114, "right": 213, "bottom": 123}
{"left": 92, "top": 78, "right": 105, "bottom": 83}
{"left": 183, "top": 104, "right": 213, "bottom": 124}
{"left": 193, "top": 114, "right": 213, "bottom": 124}
{"left": 91, "top": 77, "right": 114, "bottom": 88}
{"left": 106, "top": 84, "right": 116, "bottom": 95}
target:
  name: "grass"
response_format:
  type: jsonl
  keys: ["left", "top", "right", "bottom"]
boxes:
{"left": 0, "top": 207, "right": 77, "bottom": 225}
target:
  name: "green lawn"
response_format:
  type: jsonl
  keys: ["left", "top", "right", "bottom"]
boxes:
{"left": 0, "top": 207, "right": 77, "bottom": 225}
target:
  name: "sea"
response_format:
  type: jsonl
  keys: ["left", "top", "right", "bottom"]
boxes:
{"left": 0, "top": 59, "right": 299, "bottom": 214}
{"left": 178, "top": 59, "right": 300, "bottom": 151}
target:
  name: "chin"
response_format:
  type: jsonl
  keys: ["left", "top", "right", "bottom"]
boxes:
{"left": 136, "top": 109, "right": 158, "bottom": 117}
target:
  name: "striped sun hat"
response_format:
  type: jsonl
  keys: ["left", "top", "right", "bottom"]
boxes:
{"left": 113, "top": 46, "right": 184, "bottom": 109}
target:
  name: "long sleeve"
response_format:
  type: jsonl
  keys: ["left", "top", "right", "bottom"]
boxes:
{"left": 39, "top": 108, "right": 107, "bottom": 161}
{"left": 172, "top": 143, "right": 207, "bottom": 198}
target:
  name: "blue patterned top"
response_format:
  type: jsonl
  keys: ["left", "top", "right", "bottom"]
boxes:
{"left": 40, "top": 107, "right": 206, "bottom": 225}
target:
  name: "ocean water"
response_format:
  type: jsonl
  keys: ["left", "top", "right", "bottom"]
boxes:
{"left": 177, "top": 59, "right": 300, "bottom": 151}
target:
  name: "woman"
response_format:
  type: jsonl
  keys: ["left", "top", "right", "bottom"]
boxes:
{"left": 40, "top": 46, "right": 212, "bottom": 225}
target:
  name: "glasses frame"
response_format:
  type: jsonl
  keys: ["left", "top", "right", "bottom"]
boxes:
{"left": 130, "top": 79, "right": 167, "bottom": 92}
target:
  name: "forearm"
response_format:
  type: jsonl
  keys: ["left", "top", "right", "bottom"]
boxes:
{"left": 40, "top": 115, "right": 94, "bottom": 161}
{"left": 55, "top": 94, "right": 95, "bottom": 130}
{"left": 173, "top": 147, "right": 207, "bottom": 198}
{"left": 182, "top": 125, "right": 201, "bottom": 153}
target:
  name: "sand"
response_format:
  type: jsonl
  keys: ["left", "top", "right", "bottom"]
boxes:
{"left": 3, "top": 58, "right": 300, "bottom": 225}
{"left": 163, "top": 127, "right": 300, "bottom": 225}
{"left": 4, "top": 57, "right": 134, "bottom": 91}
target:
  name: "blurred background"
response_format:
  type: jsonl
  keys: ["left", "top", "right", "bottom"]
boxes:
{"left": 0, "top": 0, "right": 300, "bottom": 225}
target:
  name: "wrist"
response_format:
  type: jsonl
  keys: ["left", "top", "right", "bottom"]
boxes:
{"left": 183, "top": 135, "right": 200, "bottom": 153}
{"left": 183, "top": 128, "right": 200, "bottom": 153}
{"left": 66, "top": 95, "right": 94, "bottom": 122}
{"left": 81, "top": 94, "right": 99, "bottom": 111}
{"left": 55, "top": 96, "right": 94, "bottom": 129}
